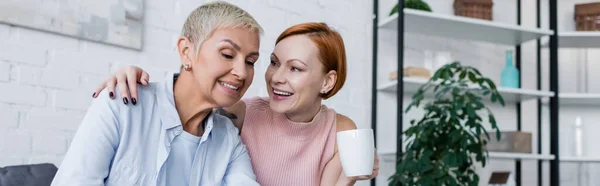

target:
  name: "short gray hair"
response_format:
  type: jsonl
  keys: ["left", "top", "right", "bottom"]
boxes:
{"left": 181, "top": 1, "right": 263, "bottom": 54}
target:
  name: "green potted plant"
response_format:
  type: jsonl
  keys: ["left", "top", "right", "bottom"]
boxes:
{"left": 389, "top": 0, "right": 433, "bottom": 16}
{"left": 388, "top": 62, "right": 505, "bottom": 186}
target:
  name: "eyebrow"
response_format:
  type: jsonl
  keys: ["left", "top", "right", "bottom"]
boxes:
{"left": 222, "top": 39, "right": 259, "bottom": 57}
{"left": 290, "top": 59, "right": 307, "bottom": 66}
{"left": 272, "top": 54, "right": 307, "bottom": 66}
{"left": 221, "top": 39, "right": 241, "bottom": 51}
{"left": 249, "top": 52, "right": 260, "bottom": 57}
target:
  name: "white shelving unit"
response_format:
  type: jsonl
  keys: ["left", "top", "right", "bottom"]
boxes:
{"left": 550, "top": 30, "right": 600, "bottom": 167}
{"left": 379, "top": 9, "right": 554, "bottom": 45}
{"left": 372, "top": 5, "right": 558, "bottom": 186}
{"left": 377, "top": 77, "right": 555, "bottom": 103}
{"left": 536, "top": 5, "right": 600, "bottom": 169}
{"left": 542, "top": 32, "right": 600, "bottom": 48}
{"left": 488, "top": 152, "right": 555, "bottom": 161}
{"left": 553, "top": 93, "right": 600, "bottom": 106}
{"left": 561, "top": 156, "right": 600, "bottom": 163}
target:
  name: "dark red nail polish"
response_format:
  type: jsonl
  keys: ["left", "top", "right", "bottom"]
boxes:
{"left": 123, "top": 98, "right": 129, "bottom": 104}
{"left": 92, "top": 92, "right": 96, "bottom": 98}
{"left": 109, "top": 92, "right": 114, "bottom": 98}
{"left": 132, "top": 98, "right": 137, "bottom": 105}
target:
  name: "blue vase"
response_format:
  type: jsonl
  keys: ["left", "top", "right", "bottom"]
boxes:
{"left": 501, "top": 51, "right": 519, "bottom": 88}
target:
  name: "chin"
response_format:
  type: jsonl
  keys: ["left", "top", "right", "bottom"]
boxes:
{"left": 268, "top": 102, "right": 288, "bottom": 114}
{"left": 214, "top": 96, "right": 240, "bottom": 107}
{"left": 268, "top": 96, "right": 297, "bottom": 114}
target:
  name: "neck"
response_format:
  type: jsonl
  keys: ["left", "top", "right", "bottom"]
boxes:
{"left": 284, "top": 99, "right": 323, "bottom": 123}
{"left": 174, "top": 72, "right": 215, "bottom": 136}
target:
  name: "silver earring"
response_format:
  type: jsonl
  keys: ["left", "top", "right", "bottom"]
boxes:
{"left": 183, "top": 64, "right": 191, "bottom": 71}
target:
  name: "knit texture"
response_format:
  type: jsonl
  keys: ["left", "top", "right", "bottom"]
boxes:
{"left": 240, "top": 97, "right": 337, "bottom": 186}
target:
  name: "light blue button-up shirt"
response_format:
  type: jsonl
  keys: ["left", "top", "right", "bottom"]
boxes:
{"left": 51, "top": 72, "right": 259, "bottom": 186}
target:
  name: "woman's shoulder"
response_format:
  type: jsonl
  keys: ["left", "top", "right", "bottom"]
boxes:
{"left": 241, "top": 96, "right": 270, "bottom": 110}
{"left": 91, "top": 83, "right": 159, "bottom": 116}
{"left": 335, "top": 113, "right": 357, "bottom": 132}
{"left": 211, "top": 111, "right": 246, "bottom": 136}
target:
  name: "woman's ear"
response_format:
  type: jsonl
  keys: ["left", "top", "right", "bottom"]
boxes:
{"left": 177, "top": 37, "right": 193, "bottom": 65}
{"left": 321, "top": 70, "right": 337, "bottom": 94}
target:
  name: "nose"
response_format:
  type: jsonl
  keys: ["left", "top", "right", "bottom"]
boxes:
{"left": 271, "top": 67, "right": 286, "bottom": 84}
{"left": 231, "top": 59, "right": 247, "bottom": 80}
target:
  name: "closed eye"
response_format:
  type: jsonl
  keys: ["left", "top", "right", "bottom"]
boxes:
{"left": 222, "top": 53, "right": 234, "bottom": 59}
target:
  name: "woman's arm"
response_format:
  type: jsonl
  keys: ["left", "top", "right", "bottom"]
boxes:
{"left": 92, "top": 66, "right": 149, "bottom": 104}
{"left": 92, "top": 66, "right": 248, "bottom": 132}
{"left": 215, "top": 101, "right": 247, "bottom": 133}
{"left": 51, "top": 92, "right": 120, "bottom": 186}
{"left": 320, "top": 114, "right": 380, "bottom": 186}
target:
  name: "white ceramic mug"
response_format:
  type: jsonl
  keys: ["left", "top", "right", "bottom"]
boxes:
{"left": 336, "top": 128, "right": 375, "bottom": 177}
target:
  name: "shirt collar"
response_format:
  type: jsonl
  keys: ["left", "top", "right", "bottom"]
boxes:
{"left": 156, "top": 72, "right": 215, "bottom": 132}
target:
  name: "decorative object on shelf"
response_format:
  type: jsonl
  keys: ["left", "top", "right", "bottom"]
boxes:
{"left": 389, "top": 0, "right": 432, "bottom": 16}
{"left": 488, "top": 171, "right": 515, "bottom": 186}
{"left": 574, "top": 2, "right": 600, "bottom": 31}
{"left": 573, "top": 116, "right": 590, "bottom": 186}
{"left": 453, "top": 0, "right": 493, "bottom": 21}
{"left": 389, "top": 67, "right": 431, "bottom": 80}
{"left": 572, "top": 116, "right": 585, "bottom": 157}
{"left": 501, "top": 50, "right": 520, "bottom": 88}
{"left": 388, "top": 62, "right": 505, "bottom": 186}
{"left": 484, "top": 131, "right": 532, "bottom": 153}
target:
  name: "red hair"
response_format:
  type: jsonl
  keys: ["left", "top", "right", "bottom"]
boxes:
{"left": 275, "top": 22, "right": 347, "bottom": 99}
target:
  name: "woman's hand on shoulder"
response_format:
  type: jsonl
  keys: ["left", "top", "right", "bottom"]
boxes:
{"left": 214, "top": 101, "right": 247, "bottom": 132}
{"left": 92, "top": 66, "right": 149, "bottom": 104}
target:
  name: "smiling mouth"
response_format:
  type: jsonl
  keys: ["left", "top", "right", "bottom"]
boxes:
{"left": 273, "top": 89, "right": 293, "bottom": 96}
{"left": 220, "top": 81, "right": 240, "bottom": 91}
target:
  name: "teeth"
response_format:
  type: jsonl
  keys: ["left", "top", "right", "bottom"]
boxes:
{"left": 273, "top": 90, "right": 292, "bottom": 96}
{"left": 220, "top": 82, "right": 239, "bottom": 90}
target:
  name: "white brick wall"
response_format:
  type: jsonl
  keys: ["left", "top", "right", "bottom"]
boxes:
{"left": 0, "top": 0, "right": 372, "bottom": 185}
{"left": 0, "top": 108, "right": 19, "bottom": 129}
{"left": 0, "top": 62, "right": 10, "bottom": 82}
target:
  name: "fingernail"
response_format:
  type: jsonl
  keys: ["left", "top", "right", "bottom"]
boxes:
{"left": 132, "top": 98, "right": 137, "bottom": 105}
{"left": 109, "top": 92, "right": 114, "bottom": 98}
{"left": 92, "top": 92, "right": 96, "bottom": 98}
{"left": 123, "top": 97, "right": 129, "bottom": 105}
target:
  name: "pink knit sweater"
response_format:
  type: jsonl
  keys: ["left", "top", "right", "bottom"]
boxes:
{"left": 241, "top": 97, "right": 337, "bottom": 186}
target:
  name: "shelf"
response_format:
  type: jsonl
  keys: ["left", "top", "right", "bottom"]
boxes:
{"left": 541, "top": 93, "right": 600, "bottom": 106}
{"left": 377, "top": 77, "right": 554, "bottom": 103}
{"left": 378, "top": 150, "right": 554, "bottom": 161}
{"left": 542, "top": 32, "right": 600, "bottom": 48}
{"left": 378, "top": 9, "right": 554, "bottom": 45}
{"left": 561, "top": 156, "right": 600, "bottom": 163}
{"left": 488, "top": 152, "right": 555, "bottom": 161}
{"left": 559, "top": 93, "right": 600, "bottom": 105}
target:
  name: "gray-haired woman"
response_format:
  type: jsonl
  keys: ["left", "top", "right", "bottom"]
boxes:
{"left": 51, "top": 2, "right": 262, "bottom": 185}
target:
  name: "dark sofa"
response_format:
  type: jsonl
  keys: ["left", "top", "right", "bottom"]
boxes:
{"left": 0, "top": 163, "right": 57, "bottom": 186}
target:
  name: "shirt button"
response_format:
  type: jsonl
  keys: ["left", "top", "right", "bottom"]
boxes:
{"left": 165, "top": 142, "right": 170, "bottom": 147}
